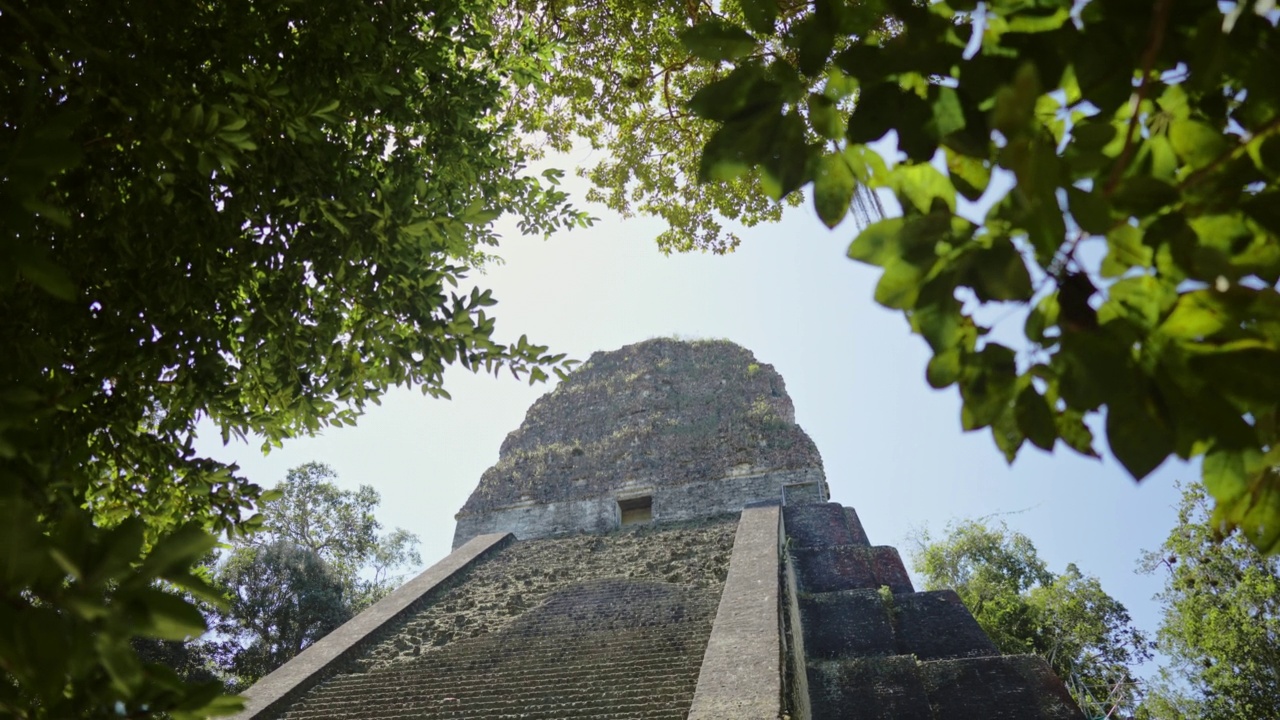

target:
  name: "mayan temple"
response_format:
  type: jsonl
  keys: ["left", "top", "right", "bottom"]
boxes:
{"left": 234, "top": 338, "right": 1084, "bottom": 720}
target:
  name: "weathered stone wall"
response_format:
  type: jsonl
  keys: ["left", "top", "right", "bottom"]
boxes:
{"left": 454, "top": 338, "right": 827, "bottom": 543}
{"left": 359, "top": 517, "right": 738, "bottom": 671}
{"left": 453, "top": 467, "right": 824, "bottom": 548}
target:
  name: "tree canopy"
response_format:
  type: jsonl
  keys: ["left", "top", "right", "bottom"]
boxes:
{"left": 1, "top": 0, "right": 585, "bottom": 716}
{"left": 1138, "top": 483, "right": 1280, "bottom": 719}
{"left": 910, "top": 520, "right": 1152, "bottom": 716}
{"left": 675, "top": 0, "right": 1280, "bottom": 553}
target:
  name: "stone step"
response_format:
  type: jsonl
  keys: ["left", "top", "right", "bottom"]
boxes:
{"left": 286, "top": 618, "right": 711, "bottom": 720}
{"left": 292, "top": 681, "right": 697, "bottom": 717}
{"left": 843, "top": 507, "right": 870, "bottom": 545}
{"left": 799, "top": 589, "right": 999, "bottom": 662}
{"left": 290, "top": 666, "right": 700, "bottom": 719}
{"left": 806, "top": 654, "right": 1083, "bottom": 720}
{"left": 789, "top": 544, "right": 913, "bottom": 594}
{"left": 783, "top": 503, "right": 866, "bottom": 548}
{"left": 311, "top": 655, "right": 700, "bottom": 697}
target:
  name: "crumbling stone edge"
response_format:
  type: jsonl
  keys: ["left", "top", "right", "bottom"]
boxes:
{"left": 231, "top": 532, "right": 514, "bottom": 720}
{"left": 687, "top": 502, "right": 783, "bottom": 720}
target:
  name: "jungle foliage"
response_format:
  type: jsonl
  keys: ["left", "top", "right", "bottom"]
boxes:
{"left": 209, "top": 463, "right": 422, "bottom": 688}
{"left": 0, "top": 0, "right": 583, "bottom": 716}
{"left": 1138, "top": 483, "right": 1280, "bottom": 719}
{"left": 678, "top": 0, "right": 1280, "bottom": 553}
{"left": 911, "top": 520, "right": 1152, "bottom": 716}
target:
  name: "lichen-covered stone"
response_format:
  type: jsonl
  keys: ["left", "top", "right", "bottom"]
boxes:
{"left": 459, "top": 338, "right": 823, "bottom": 514}
{"left": 453, "top": 338, "right": 826, "bottom": 545}
{"left": 358, "top": 518, "right": 736, "bottom": 672}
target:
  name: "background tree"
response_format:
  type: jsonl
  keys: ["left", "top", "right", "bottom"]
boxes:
{"left": 244, "top": 462, "right": 422, "bottom": 610}
{"left": 1137, "top": 483, "right": 1280, "bottom": 719}
{"left": 1, "top": 0, "right": 586, "bottom": 715}
{"left": 210, "top": 542, "right": 352, "bottom": 690}
{"left": 209, "top": 463, "right": 420, "bottom": 688}
{"left": 912, "top": 520, "right": 1152, "bottom": 716}
{"left": 675, "top": 0, "right": 1280, "bottom": 553}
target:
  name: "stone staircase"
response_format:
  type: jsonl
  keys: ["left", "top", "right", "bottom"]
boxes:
{"left": 280, "top": 579, "right": 718, "bottom": 720}
{"left": 783, "top": 503, "right": 1084, "bottom": 720}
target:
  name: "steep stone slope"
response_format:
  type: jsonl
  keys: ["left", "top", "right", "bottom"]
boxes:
{"left": 267, "top": 519, "right": 738, "bottom": 720}
{"left": 458, "top": 338, "right": 823, "bottom": 516}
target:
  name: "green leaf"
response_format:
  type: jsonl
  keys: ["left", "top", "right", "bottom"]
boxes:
{"left": 813, "top": 152, "right": 856, "bottom": 228}
{"left": 964, "top": 237, "right": 1033, "bottom": 302}
{"left": 808, "top": 93, "right": 843, "bottom": 139}
{"left": 1101, "top": 224, "right": 1153, "bottom": 277}
{"left": 680, "top": 20, "right": 759, "bottom": 61}
{"left": 1168, "top": 118, "right": 1228, "bottom": 170}
{"left": 1242, "top": 191, "right": 1280, "bottom": 237}
{"left": 738, "top": 0, "right": 779, "bottom": 35}
{"left": 1066, "top": 185, "right": 1112, "bottom": 235}
{"left": 787, "top": 15, "right": 836, "bottom": 77}
{"left": 1056, "top": 408, "right": 1099, "bottom": 457}
{"left": 959, "top": 343, "right": 1018, "bottom": 430}
{"left": 1191, "top": 347, "right": 1280, "bottom": 404}
{"left": 993, "top": 402, "right": 1025, "bottom": 462}
{"left": 1106, "top": 393, "right": 1175, "bottom": 480}
{"left": 929, "top": 87, "right": 967, "bottom": 140}
{"left": 698, "top": 108, "right": 780, "bottom": 183}
{"left": 1025, "top": 292, "right": 1060, "bottom": 344}
{"left": 688, "top": 65, "right": 773, "bottom": 122}
{"left": 946, "top": 150, "right": 990, "bottom": 202}
{"left": 927, "top": 348, "right": 962, "bottom": 388}
{"left": 847, "top": 216, "right": 905, "bottom": 267}
{"left": 136, "top": 590, "right": 208, "bottom": 641}
{"left": 875, "top": 259, "right": 928, "bottom": 309}
{"left": 1110, "top": 177, "right": 1178, "bottom": 216}
{"left": 1016, "top": 386, "right": 1057, "bottom": 450}
{"left": 1157, "top": 290, "right": 1231, "bottom": 339}
{"left": 760, "top": 111, "right": 810, "bottom": 200}
{"left": 1202, "top": 445, "right": 1260, "bottom": 506}
{"left": 894, "top": 163, "right": 956, "bottom": 214}
{"left": 15, "top": 253, "right": 77, "bottom": 301}
{"left": 991, "top": 63, "right": 1041, "bottom": 136}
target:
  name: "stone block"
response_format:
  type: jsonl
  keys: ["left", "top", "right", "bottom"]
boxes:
{"left": 868, "top": 546, "right": 913, "bottom": 593}
{"left": 784, "top": 503, "right": 858, "bottom": 548}
{"left": 789, "top": 546, "right": 878, "bottom": 594}
{"left": 799, "top": 590, "right": 895, "bottom": 660}
{"left": 806, "top": 656, "right": 934, "bottom": 720}
{"left": 843, "top": 507, "right": 870, "bottom": 545}
{"left": 892, "top": 590, "right": 999, "bottom": 660}
{"left": 919, "top": 655, "right": 1084, "bottom": 719}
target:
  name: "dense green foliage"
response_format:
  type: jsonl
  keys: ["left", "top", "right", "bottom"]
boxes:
{"left": 209, "top": 463, "right": 422, "bottom": 688}
{"left": 679, "top": 0, "right": 1280, "bottom": 552}
{"left": 248, "top": 463, "right": 422, "bottom": 610}
{"left": 0, "top": 0, "right": 585, "bottom": 715}
{"left": 212, "top": 542, "right": 351, "bottom": 689}
{"left": 1138, "top": 484, "right": 1280, "bottom": 719}
{"left": 498, "top": 0, "right": 880, "bottom": 253}
{"left": 911, "top": 520, "right": 1151, "bottom": 717}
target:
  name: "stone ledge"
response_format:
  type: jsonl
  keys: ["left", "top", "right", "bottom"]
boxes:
{"left": 687, "top": 503, "right": 782, "bottom": 720}
{"left": 233, "top": 532, "right": 513, "bottom": 720}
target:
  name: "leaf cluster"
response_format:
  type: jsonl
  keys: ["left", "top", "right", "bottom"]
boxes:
{"left": 1138, "top": 483, "right": 1280, "bottom": 719}
{"left": 1, "top": 0, "right": 584, "bottom": 715}
{"left": 911, "top": 520, "right": 1152, "bottom": 715}
{"left": 681, "top": 0, "right": 1280, "bottom": 552}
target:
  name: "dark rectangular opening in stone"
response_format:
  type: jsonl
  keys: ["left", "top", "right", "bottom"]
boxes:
{"left": 619, "top": 495, "right": 653, "bottom": 525}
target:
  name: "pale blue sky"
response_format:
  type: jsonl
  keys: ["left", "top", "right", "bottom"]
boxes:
{"left": 194, "top": 157, "right": 1189, "bottom": 679}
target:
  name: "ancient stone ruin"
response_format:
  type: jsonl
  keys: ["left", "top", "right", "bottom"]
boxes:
{"left": 454, "top": 338, "right": 827, "bottom": 547}
{"left": 235, "top": 338, "right": 1084, "bottom": 720}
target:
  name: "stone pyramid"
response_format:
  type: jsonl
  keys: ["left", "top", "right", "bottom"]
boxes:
{"left": 234, "top": 338, "right": 1082, "bottom": 720}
